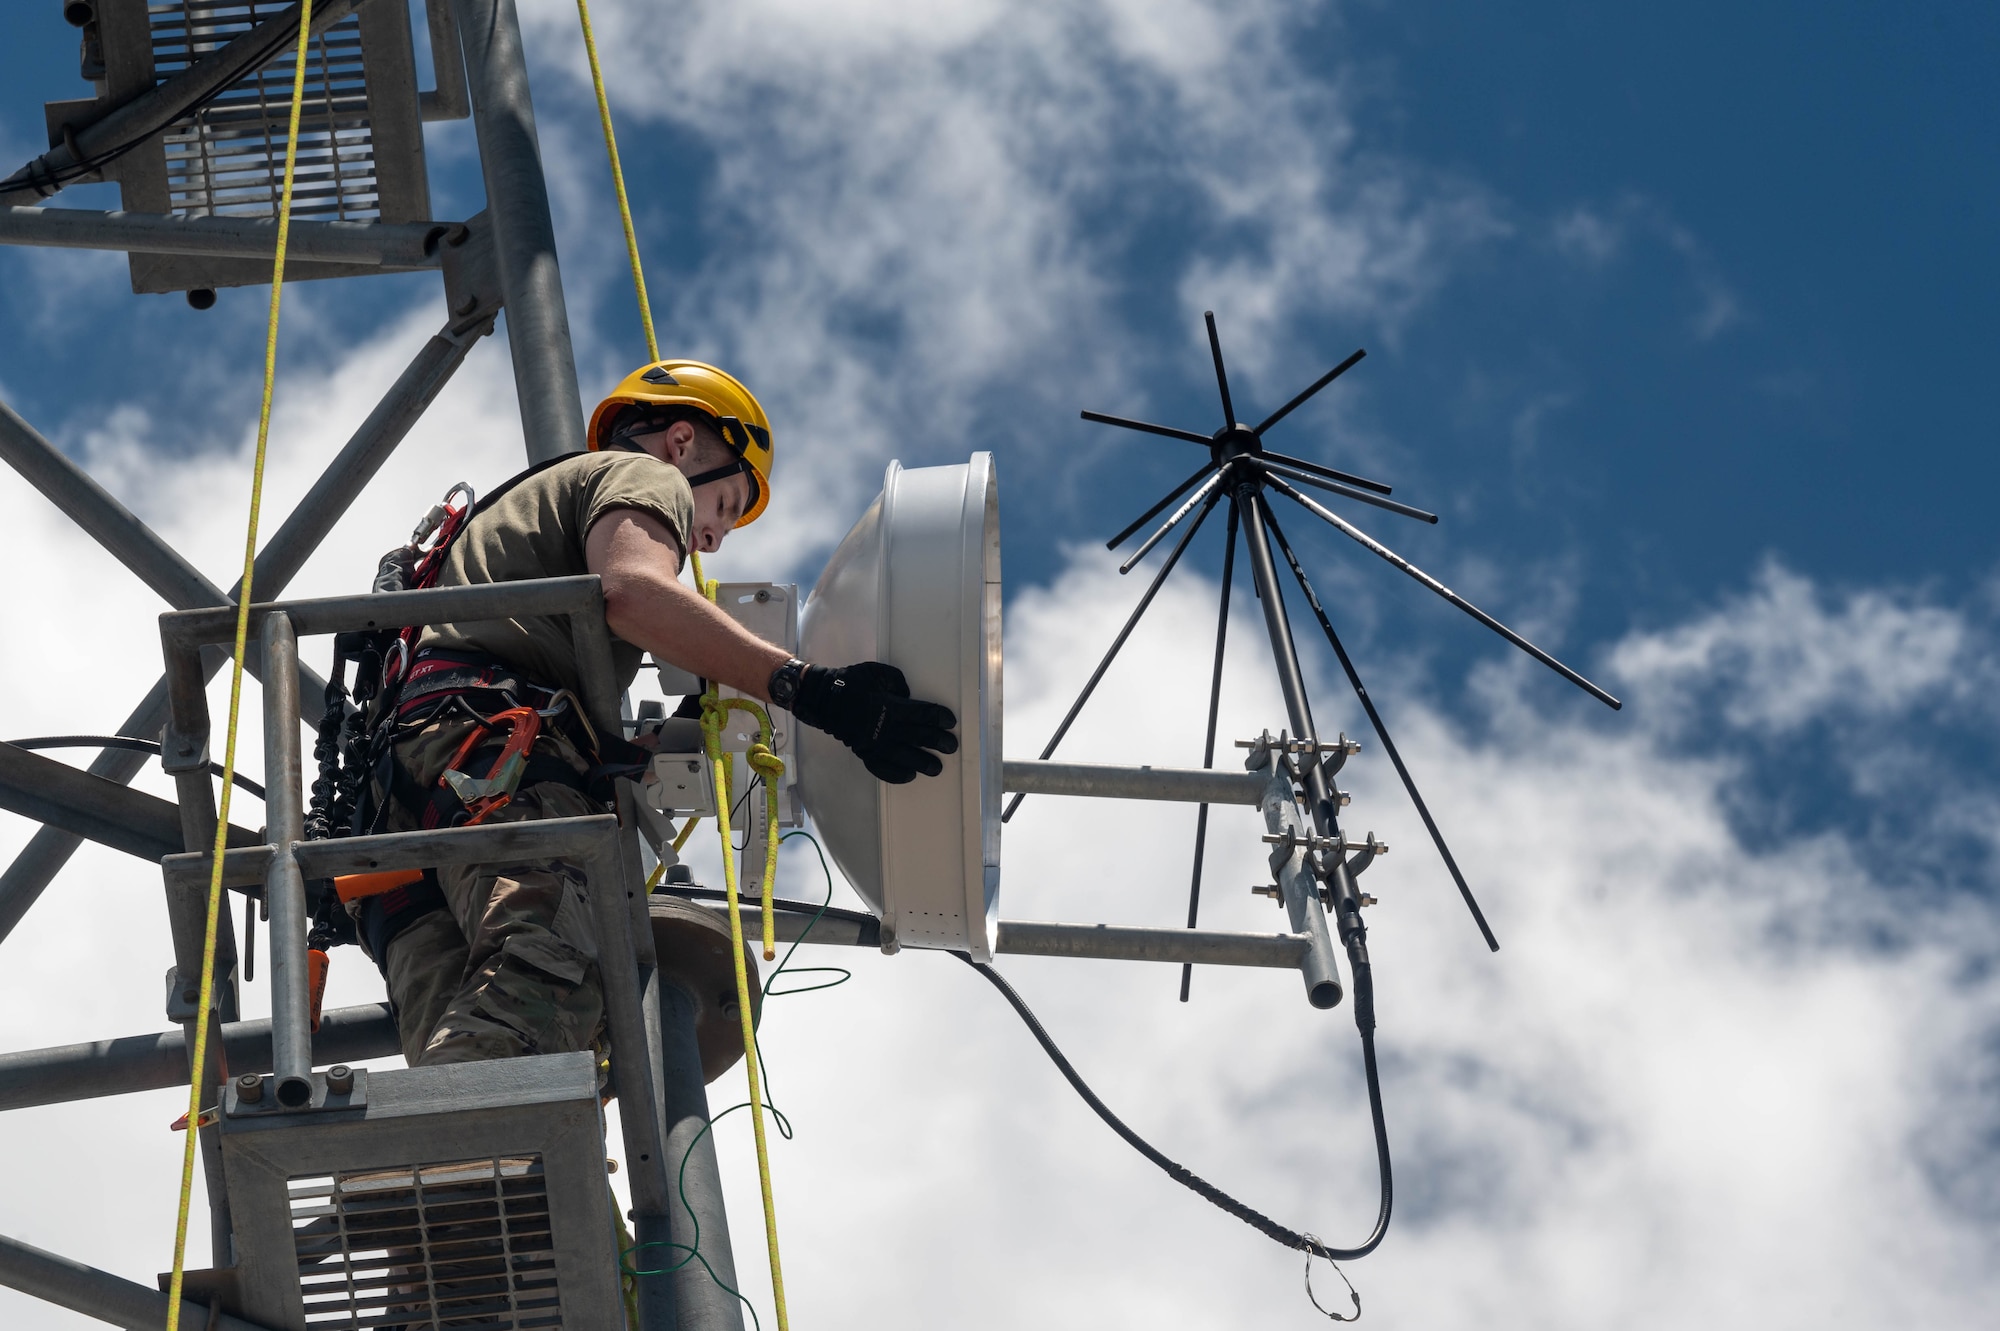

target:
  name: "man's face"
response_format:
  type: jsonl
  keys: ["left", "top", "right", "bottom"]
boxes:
{"left": 636, "top": 419, "right": 752, "bottom": 554}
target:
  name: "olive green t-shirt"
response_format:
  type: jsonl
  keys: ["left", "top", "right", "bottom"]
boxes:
{"left": 418, "top": 447, "right": 694, "bottom": 696}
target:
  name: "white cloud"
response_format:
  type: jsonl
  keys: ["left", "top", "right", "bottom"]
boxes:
{"left": 516, "top": 0, "right": 1500, "bottom": 578}
{"left": 1608, "top": 560, "right": 1970, "bottom": 735}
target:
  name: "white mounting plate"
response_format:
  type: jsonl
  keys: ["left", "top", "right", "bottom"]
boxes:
{"left": 795, "top": 454, "right": 1002, "bottom": 959}
{"left": 713, "top": 581, "right": 799, "bottom": 760}
{"left": 644, "top": 751, "right": 717, "bottom": 817}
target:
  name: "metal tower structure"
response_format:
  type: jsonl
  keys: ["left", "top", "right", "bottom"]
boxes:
{"left": 0, "top": 4, "right": 1621, "bottom": 1329}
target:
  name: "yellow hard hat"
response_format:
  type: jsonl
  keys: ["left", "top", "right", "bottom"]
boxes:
{"left": 589, "top": 359, "right": 775, "bottom": 526}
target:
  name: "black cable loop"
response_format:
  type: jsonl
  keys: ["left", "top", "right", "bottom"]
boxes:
{"left": 958, "top": 953, "right": 1393, "bottom": 1263}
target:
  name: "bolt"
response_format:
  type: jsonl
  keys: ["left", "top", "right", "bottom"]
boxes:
{"left": 1251, "top": 884, "right": 1282, "bottom": 903}
{"left": 754, "top": 588, "right": 772, "bottom": 602}
{"left": 236, "top": 1073, "right": 264, "bottom": 1104}
{"left": 325, "top": 1064, "right": 354, "bottom": 1094}
{"left": 1358, "top": 894, "right": 1378, "bottom": 908}
{"left": 607, "top": 1158, "right": 620, "bottom": 1175}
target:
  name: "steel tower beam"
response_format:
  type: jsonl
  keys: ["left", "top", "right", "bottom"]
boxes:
{"left": 0, "top": 320, "right": 487, "bottom": 944}
{"left": 452, "top": 0, "right": 587, "bottom": 462}
{"left": 0, "top": 1232, "right": 278, "bottom": 1331}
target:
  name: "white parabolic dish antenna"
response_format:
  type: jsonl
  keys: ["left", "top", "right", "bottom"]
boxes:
{"left": 795, "top": 453, "right": 1002, "bottom": 960}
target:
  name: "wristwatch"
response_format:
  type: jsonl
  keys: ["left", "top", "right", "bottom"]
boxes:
{"left": 766, "top": 657, "right": 807, "bottom": 710}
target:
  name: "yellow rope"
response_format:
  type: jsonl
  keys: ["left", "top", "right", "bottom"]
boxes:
{"left": 577, "top": 8, "right": 790, "bottom": 1322}
{"left": 580, "top": 0, "right": 720, "bottom": 839}
{"left": 164, "top": 6, "right": 314, "bottom": 1327}
{"left": 698, "top": 578, "right": 791, "bottom": 1331}
{"left": 575, "top": 0, "right": 659, "bottom": 364}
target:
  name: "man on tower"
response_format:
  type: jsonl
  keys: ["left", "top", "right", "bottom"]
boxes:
{"left": 348, "top": 360, "right": 957, "bottom": 1067}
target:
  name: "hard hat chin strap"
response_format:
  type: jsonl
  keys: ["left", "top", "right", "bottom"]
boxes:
{"left": 680, "top": 415, "right": 763, "bottom": 512}
{"left": 682, "top": 455, "right": 755, "bottom": 496}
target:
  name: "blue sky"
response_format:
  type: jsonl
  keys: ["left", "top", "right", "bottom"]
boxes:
{"left": 1, "top": 3, "right": 1996, "bottom": 1328}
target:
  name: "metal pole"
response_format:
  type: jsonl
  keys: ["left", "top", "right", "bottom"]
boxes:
{"left": 162, "top": 575, "right": 609, "bottom": 649}
{"left": 451, "top": 0, "right": 587, "bottom": 462}
{"left": 1235, "top": 485, "right": 1374, "bottom": 983}
{"left": 581, "top": 824, "right": 680, "bottom": 1329}
{"left": 260, "top": 613, "right": 313, "bottom": 1108}
{"left": 0, "top": 1232, "right": 279, "bottom": 1331}
{"left": 1253, "top": 759, "right": 1343, "bottom": 1008}
{"left": 655, "top": 979, "right": 747, "bottom": 1331}
{"left": 1234, "top": 483, "right": 1360, "bottom": 995}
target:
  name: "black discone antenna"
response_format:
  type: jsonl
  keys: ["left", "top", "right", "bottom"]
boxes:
{"left": 1015, "top": 310, "right": 1624, "bottom": 965}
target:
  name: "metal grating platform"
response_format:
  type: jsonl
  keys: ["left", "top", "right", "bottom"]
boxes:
{"left": 44, "top": 0, "right": 432, "bottom": 292}
{"left": 151, "top": 1, "right": 382, "bottom": 222}
{"left": 289, "top": 1156, "right": 563, "bottom": 1329}
{"left": 222, "top": 1053, "right": 624, "bottom": 1330}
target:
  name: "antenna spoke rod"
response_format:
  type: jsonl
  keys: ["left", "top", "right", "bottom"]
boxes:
{"left": 1120, "top": 467, "right": 1228, "bottom": 574}
{"left": 1205, "top": 310, "right": 1236, "bottom": 428}
{"left": 1003, "top": 487, "right": 1226, "bottom": 822}
{"left": 1261, "top": 502, "right": 1500, "bottom": 952}
{"left": 1181, "top": 501, "right": 1239, "bottom": 1003}
{"left": 1257, "top": 448, "right": 1393, "bottom": 496}
{"left": 1251, "top": 457, "right": 1437, "bottom": 524}
{"left": 1106, "top": 461, "right": 1213, "bottom": 551}
{"left": 1080, "top": 410, "right": 1213, "bottom": 446}
{"left": 1264, "top": 473, "right": 1622, "bottom": 710}
{"left": 1253, "top": 348, "right": 1366, "bottom": 437}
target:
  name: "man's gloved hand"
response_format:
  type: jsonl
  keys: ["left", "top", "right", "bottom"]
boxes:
{"left": 791, "top": 661, "right": 959, "bottom": 784}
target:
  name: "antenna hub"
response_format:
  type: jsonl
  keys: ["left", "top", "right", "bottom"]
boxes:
{"left": 1211, "top": 424, "right": 1261, "bottom": 463}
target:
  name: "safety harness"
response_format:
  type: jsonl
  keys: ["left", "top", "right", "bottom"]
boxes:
{"left": 300, "top": 459, "right": 655, "bottom": 1013}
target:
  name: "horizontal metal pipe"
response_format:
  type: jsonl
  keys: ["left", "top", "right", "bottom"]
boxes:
{"left": 0, "top": 1231, "right": 277, "bottom": 1331}
{"left": 662, "top": 892, "right": 1308, "bottom": 969}
{"left": 0, "top": 207, "right": 451, "bottom": 267}
{"left": 161, "top": 575, "right": 605, "bottom": 651}
{"left": 1002, "top": 759, "right": 1268, "bottom": 807}
{"left": 996, "top": 919, "right": 1309, "bottom": 968}
{"left": 161, "top": 814, "right": 621, "bottom": 890}
{"left": 0, "top": 1003, "right": 396, "bottom": 1113}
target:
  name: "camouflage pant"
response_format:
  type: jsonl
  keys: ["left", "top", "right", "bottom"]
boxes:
{"left": 372, "top": 717, "right": 608, "bottom": 1068}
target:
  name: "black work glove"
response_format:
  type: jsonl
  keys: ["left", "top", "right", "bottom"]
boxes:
{"left": 792, "top": 661, "right": 959, "bottom": 784}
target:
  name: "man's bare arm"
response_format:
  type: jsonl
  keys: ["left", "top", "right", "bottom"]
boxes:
{"left": 585, "top": 509, "right": 787, "bottom": 701}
